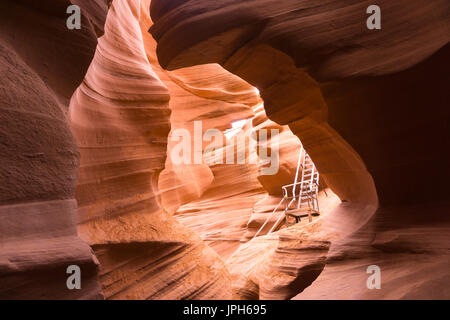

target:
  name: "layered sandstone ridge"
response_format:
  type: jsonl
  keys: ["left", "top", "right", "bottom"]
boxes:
{"left": 150, "top": 0, "right": 450, "bottom": 299}
{"left": 69, "top": 0, "right": 234, "bottom": 299}
{"left": 140, "top": 0, "right": 261, "bottom": 223}
{"left": 1, "top": 0, "right": 448, "bottom": 300}
{"left": 142, "top": 0, "right": 309, "bottom": 261}
{"left": 0, "top": 0, "right": 106, "bottom": 299}
{"left": 1, "top": 0, "right": 314, "bottom": 299}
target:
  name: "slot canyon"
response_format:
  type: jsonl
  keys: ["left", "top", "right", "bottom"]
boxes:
{"left": 0, "top": 0, "right": 449, "bottom": 300}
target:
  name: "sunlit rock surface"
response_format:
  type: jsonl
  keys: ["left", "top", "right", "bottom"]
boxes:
{"left": 142, "top": 0, "right": 296, "bottom": 261}
{"left": 150, "top": 0, "right": 450, "bottom": 299}
{"left": 140, "top": 0, "right": 260, "bottom": 222}
{"left": 69, "top": 0, "right": 232, "bottom": 299}
{"left": 1, "top": 0, "right": 448, "bottom": 300}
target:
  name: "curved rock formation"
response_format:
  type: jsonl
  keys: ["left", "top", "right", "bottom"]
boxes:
{"left": 150, "top": 0, "right": 450, "bottom": 299}
{"left": 69, "top": 0, "right": 232, "bottom": 299}
{"left": 140, "top": 0, "right": 259, "bottom": 217}
{"left": 243, "top": 106, "right": 335, "bottom": 240}
{"left": 142, "top": 0, "right": 272, "bottom": 260}
{"left": 2, "top": 0, "right": 448, "bottom": 301}
{"left": 0, "top": 0, "right": 106, "bottom": 299}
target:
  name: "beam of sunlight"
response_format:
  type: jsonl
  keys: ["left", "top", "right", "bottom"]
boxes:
{"left": 224, "top": 119, "right": 247, "bottom": 139}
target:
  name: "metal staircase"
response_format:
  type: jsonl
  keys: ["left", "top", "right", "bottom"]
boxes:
{"left": 252, "top": 145, "right": 320, "bottom": 239}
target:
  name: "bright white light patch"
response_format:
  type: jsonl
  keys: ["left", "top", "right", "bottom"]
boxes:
{"left": 254, "top": 87, "right": 260, "bottom": 96}
{"left": 232, "top": 119, "right": 247, "bottom": 129}
{"left": 224, "top": 119, "right": 247, "bottom": 139}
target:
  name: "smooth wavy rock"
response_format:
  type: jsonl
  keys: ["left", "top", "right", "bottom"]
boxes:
{"left": 69, "top": 0, "right": 231, "bottom": 299}
{"left": 150, "top": 0, "right": 450, "bottom": 299}
{"left": 174, "top": 138, "right": 266, "bottom": 259}
{"left": 138, "top": 0, "right": 268, "bottom": 260}
{"left": 253, "top": 106, "right": 303, "bottom": 195}
{"left": 242, "top": 105, "right": 327, "bottom": 240}
{"left": 0, "top": 0, "right": 106, "bottom": 299}
{"left": 140, "top": 0, "right": 259, "bottom": 217}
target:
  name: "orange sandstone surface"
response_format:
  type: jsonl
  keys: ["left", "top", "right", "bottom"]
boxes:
{"left": 149, "top": 0, "right": 450, "bottom": 299}
{"left": 0, "top": 0, "right": 449, "bottom": 300}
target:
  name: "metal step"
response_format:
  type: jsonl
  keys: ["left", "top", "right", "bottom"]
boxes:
{"left": 285, "top": 209, "right": 320, "bottom": 218}
{"left": 252, "top": 146, "right": 320, "bottom": 239}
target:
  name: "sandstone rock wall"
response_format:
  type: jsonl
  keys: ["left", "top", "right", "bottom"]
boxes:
{"left": 0, "top": 0, "right": 106, "bottom": 299}
{"left": 69, "top": 0, "right": 233, "bottom": 299}
{"left": 142, "top": 0, "right": 305, "bottom": 261}
{"left": 149, "top": 0, "right": 450, "bottom": 299}
{"left": 2, "top": 0, "right": 447, "bottom": 300}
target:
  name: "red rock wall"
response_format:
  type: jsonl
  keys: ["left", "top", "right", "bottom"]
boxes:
{"left": 149, "top": 0, "right": 450, "bottom": 299}
{"left": 0, "top": 0, "right": 308, "bottom": 299}
{"left": 2, "top": 0, "right": 448, "bottom": 300}
{"left": 0, "top": 0, "right": 106, "bottom": 299}
{"left": 69, "top": 0, "right": 233, "bottom": 299}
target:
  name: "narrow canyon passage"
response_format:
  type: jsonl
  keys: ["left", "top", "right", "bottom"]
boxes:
{"left": 148, "top": 0, "right": 450, "bottom": 299}
{"left": 1, "top": 0, "right": 449, "bottom": 300}
{"left": 68, "top": 0, "right": 342, "bottom": 299}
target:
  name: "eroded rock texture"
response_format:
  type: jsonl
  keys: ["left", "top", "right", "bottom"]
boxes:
{"left": 69, "top": 0, "right": 233, "bottom": 299}
{"left": 143, "top": 0, "right": 290, "bottom": 261}
{"left": 1, "top": 0, "right": 313, "bottom": 300}
{"left": 150, "top": 0, "right": 450, "bottom": 299}
{"left": 0, "top": 0, "right": 106, "bottom": 299}
{"left": 2, "top": 0, "right": 448, "bottom": 300}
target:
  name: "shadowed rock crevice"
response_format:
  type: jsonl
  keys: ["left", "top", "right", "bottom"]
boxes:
{"left": 0, "top": 0, "right": 110, "bottom": 299}
{"left": 149, "top": 0, "right": 450, "bottom": 299}
{"left": 1, "top": 0, "right": 448, "bottom": 300}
